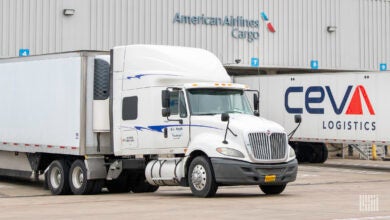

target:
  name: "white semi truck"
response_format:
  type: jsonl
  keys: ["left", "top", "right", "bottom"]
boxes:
{"left": 235, "top": 72, "right": 390, "bottom": 163}
{"left": 0, "top": 45, "right": 298, "bottom": 197}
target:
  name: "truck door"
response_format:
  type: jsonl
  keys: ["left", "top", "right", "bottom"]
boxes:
{"left": 161, "top": 89, "right": 190, "bottom": 149}
{"left": 111, "top": 48, "right": 190, "bottom": 155}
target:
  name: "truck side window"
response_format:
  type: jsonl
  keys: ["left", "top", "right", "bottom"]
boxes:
{"left": 179, "top": 91, "right": 187, "bottom": 118}
{"left": 122, "top": 96, "right": 138, "bottom": 120}
{"left": 169, "top": 91, "right": 187, "bottom": 118}
{"left": 169, "top": 91, "right": 179, "bottom": 115}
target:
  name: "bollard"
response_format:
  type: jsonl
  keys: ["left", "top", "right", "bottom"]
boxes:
{"left": 372, "top": 144, "right": 377, "bottom": 160}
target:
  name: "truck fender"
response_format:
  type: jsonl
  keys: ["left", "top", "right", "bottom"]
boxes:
{"left": 84, "top": 157, "right": 107, "bottom": 180}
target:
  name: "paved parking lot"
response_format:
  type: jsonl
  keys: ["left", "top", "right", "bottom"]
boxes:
{"left": 0, "top": 164, "right": 389, "bottom": 220}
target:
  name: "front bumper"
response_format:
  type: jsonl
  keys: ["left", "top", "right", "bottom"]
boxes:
{"left": 211, "top": 158, "right": 298, "bottom": 185}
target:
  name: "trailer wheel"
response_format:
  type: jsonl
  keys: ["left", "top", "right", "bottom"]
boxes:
{"left": 188, "top": 156, "right": 218, "bottom": 197}
{"left": 69, "top": 160, "right": 95, "bottom": 195}
{"left": 290, "top": 142, "right": 310, "bottom": 163}
{"left": 259, "top": 184, "right": 286, "bottom": 195}
{"left": 47, "top": 160, "right": 70, "bottom": 195}
{"left": 312, "top": 143, "right": 328, "bottom": 163}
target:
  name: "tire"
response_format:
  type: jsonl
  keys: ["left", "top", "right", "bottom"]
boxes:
{"left": 91, "top": 179, "right": 104, "bottom": 194}
{"left": 69, "top": 160, "right": 95, "bottom": 195}
{"left": 47, "top": 160, "right": 71, "bottom": 195}
{"left": 313, "top": 143, "right": 328, "bottom": 163}
{"left": 188, "top": 156, "right": 218, "bottom": 197}
{"left": 259, "top": 184, "right": 286, "bottom": 195}
{"left": 43, "top": 172, "right": 49, "bottom": 190}
{"left": 130, "top": 173, "right": 159, "bottom": 193}
{"left": 291, "top": 142, "right": 320, "bottom": 163}
{"left": 293, "top": 145, "right": 307, "bottom": 163}
{"left": 290, "top": 142, "right": 309, "bottom": 163}
{"left": 106, "top": 172, "right": 132, "bottom": 193}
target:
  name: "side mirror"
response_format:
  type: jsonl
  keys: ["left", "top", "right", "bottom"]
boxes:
{"left": 294, "top": 115, "right": 302, "bottom": 123}
{"left": 161, "top": 90, "right": 170, "bottom": 108}
{"left": 162, "top": 108, "right": 171, "bottom": 117}
{"left": 221, "top": 113, "right": 230, "bottom": 122}
{"left": 253, "top": 93, "right": 259, "bottom": 111}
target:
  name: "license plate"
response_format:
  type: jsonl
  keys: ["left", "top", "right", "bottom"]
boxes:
{"left": 264, "top": 175, "right": 276, "bottom": 183}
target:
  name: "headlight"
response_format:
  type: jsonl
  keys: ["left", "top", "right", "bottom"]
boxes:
{"left": 216, "top": 147, "right": 245, "bottom": 158}
{"left": 289, "top": 147, "right": 296, "bottom": 158}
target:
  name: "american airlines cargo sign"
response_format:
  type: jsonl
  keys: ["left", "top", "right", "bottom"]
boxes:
{"left": 173, "top": 13, "right": 260, "bottom": 42}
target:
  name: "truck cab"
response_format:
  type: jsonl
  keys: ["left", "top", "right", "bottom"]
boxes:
{"left": 111, "top": 45, "right": 298, "bottom": 197}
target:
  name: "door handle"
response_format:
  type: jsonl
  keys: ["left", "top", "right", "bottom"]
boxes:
{"left": 164, "top": 128, "right": 168, "bottom": 138}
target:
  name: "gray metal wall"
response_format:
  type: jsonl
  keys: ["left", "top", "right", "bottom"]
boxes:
{"left": 0, "top": 0, "right": 389, "bottom": 71}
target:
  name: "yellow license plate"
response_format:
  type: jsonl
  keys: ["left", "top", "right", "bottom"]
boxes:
{"left": 264, "top": 175, "right": 276, "bottom": 183}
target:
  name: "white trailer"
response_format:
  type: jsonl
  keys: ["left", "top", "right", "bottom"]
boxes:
{"left": 0, "top": 45, "right": 298, "bottom": 197}
{"left": 234, "top": 72, "right": 390, "bottom": 162}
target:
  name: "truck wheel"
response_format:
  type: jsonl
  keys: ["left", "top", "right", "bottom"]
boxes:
{"left": 130, "top": 173, "right": 159, "bottom": 193}
{"left": 106, "top": 172, "right": 132, "bottom": 193}
{"left": 69, "top": 160, "right": 95, "bottom": 195}
{"left": 188, "top": 156, "right": 218, "bottom": 197}
{"left": 47, "top": 160, "right": 70, "bottom": 195}
{"left": 259, "top": 184, "right": 286, "bottom": 195}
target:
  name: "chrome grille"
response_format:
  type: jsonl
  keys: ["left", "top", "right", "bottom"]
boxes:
{"left": 248, "top": 132, "right": 287, "bottom": 160}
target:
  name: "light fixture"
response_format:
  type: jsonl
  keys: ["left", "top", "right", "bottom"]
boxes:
{"left": 327, "top": 26, "right": 337, "bottom": 33}
{"left": 63, "top": 9, "right": 75, "bottom": 16}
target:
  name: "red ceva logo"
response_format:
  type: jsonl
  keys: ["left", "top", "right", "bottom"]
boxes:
{"left": 345, "top": 85, "right": 375, "bottom": 115}
{"left": 285, "top": 85, "right": 375, "bottom": 115}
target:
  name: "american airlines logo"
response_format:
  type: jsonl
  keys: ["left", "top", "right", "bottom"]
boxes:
{"left": 284, "top": 85, "right": 375, "bottom": 115}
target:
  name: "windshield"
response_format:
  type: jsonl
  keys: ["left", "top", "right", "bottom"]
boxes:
{"left": 187, "top": 89, "right": 253, "bottom": 115}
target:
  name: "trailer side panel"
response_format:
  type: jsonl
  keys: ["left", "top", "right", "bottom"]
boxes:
{"left": 0, "top": 56, "right": 83, "bottom": 155}
{"left": 235, "top": 72, "right": 390, "bottom": 144}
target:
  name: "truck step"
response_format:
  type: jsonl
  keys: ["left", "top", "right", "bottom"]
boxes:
{"left": 151, "top": 177, "right": 176, "bottom": 181}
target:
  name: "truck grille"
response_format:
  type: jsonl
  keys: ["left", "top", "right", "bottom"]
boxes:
{"left": 248, "top": 132, "right": 287, "bottom": 160}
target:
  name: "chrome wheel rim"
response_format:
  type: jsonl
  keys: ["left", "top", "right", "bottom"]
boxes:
{"left": 71, "top": 166, "right": 84, "bottom": 189}
{"left": 50, "top": 167, "right": 62, "bottom": 189}
{"left": 191, "top": 164, "right": 207, "bottom": 191}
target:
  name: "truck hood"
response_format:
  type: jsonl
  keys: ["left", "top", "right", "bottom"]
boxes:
{"left": 191, "top": 113, "right": 286, "bottom": 134}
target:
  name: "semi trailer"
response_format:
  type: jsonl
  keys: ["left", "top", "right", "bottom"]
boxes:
{"left": 0, "top": 45, "right": 298, "bottom": 197}
{"left": 234, "top": 72, "right": 390, "bottom": 163}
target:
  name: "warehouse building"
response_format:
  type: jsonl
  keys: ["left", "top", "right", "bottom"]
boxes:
{"left": 0, "top": 0, "right": 389, "bottom": 74}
